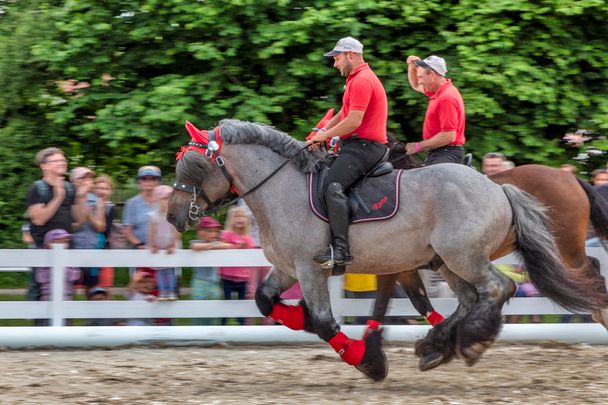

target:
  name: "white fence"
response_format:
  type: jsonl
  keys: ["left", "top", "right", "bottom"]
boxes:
{"left": 0, "top": 245, "right": 607, "bottom": 347}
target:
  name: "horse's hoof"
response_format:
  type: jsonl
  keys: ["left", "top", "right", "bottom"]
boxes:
{"left": 355, "top": 328, "right": 388, "bottom": 381}
{"left": 457, "top": 341, "right": 492, "bottom": 367}
{"left": 418, "top": 352, "right": 445, "bottom": 372}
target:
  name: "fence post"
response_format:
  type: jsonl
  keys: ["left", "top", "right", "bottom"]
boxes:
{"left": 329, "top": 275, "right": 344, "bottom": 324}
{"left": 49, "top": 244, "right": 67, "bottom": 326}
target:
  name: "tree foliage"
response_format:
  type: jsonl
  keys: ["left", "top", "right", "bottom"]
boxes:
{"left": 1, "top": 0, "right": 607, "bottom": 246}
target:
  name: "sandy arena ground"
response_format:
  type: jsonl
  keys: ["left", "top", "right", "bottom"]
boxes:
{"left": 0, "top": 342, "right": 606, "bottom": 404}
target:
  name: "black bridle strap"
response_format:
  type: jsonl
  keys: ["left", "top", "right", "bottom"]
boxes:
{"left": 174, "top": 143, "right": 312, "bottom": 216}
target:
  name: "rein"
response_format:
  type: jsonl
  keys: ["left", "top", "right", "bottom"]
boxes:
{"left": 174, "top": 127, "right": 312, "bottom": 220}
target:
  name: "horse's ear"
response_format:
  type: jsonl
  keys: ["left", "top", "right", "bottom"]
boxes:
{"left": 185, "top": 121, "right": 209, "bottom": 144}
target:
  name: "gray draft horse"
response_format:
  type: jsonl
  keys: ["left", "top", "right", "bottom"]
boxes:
{"left": 167, "top": 119, "right": 603, "bottom": 381}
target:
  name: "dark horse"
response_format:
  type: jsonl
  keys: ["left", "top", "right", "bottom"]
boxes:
{"left": 371, "top": 140, "right": 608, "bottom": 370}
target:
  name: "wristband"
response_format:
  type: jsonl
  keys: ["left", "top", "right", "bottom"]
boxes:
{"left": 415, "top": 142, "right": 421, "bottom": 152}
{"left": 134, "top": 242, "right": 145, "bottom": 248}
{"left": 312, "top": 127, "right": 327, "bottom": 133}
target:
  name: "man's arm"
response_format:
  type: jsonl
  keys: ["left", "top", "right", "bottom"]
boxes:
{"left": 406, "top": 55, "right": 425, "bottom": 93}
{"left": 322, "top": 110, "right": 342, "bottom": 130}
{"left": 309, "top": 110, "right": 364, "bottom": 143}
{"left": 28, "top": 182, "right": 66, "bottom": 226}
{"left": 405, "top": 131, "right": 456, "bottom": 154}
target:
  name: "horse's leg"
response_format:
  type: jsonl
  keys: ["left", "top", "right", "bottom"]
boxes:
{"left": 371, "top": 273, "right": 399, "bottom": 323}
{"left": 397, "top": 271, "right": 445, "bottom": 326}
{"left": 453, "top": 262, "right": 516, "bottom": 366}
{"left": 585, "top": 256, "right": 608, "bottom": 329}
{"left": 298, "top": 265, "right": 388, "bottom": 381}
{"left": 415, "top": 265, "right": 478, "bottom": 371}
{"left": 255, "top": 267, "right": 315, "bottom": 333}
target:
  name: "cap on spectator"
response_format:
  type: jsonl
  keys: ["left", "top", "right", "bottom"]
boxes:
{"left": 323, "top": 37, "right": 363, "bottom": 57}
{"left": 44, "top": 229, "right": 72, "bottom": 245}
{"left": 153, "top": 184, "right": 173, "bottom": 200}
{"left": 414, "top": 55, "right": 448, "bottom": 76}
{"left": 87, "top": 286, "right": 108, "bottom": 298}
{"left": 136, "top": 165, "right": 162, "bottom": 180}
{"left": 198, "top": 216, "right": 222, "bottom": 230}
{"left": 70, "top": 166, "right": 96, "bottom": 182}
{"left": 138, "top": 269, "right": 155, "bottom": 278}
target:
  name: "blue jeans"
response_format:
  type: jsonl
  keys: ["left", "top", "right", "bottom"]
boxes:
{"left": 156, "top": 268, "right": 176, "bottom": 295}
{"left": 221, "top": 279, "right": 247, "bottom": 325}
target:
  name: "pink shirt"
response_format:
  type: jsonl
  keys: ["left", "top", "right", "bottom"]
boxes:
{"left": 219, "top": 231, "right": 255, "bottom": 282}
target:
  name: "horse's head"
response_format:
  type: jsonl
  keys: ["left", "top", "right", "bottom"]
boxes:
{"left": 167, "top": 123, "right": 236, "bottom": 232}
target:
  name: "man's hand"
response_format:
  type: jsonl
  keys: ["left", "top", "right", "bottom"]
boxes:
{"left": 405, "top": 142, "right": 418, "bottom": 155}
{"left": 406, "top": 55, "right": 420, "bottom": 65}
{"left": 50, "top": 178, "right": 66, "bottom": 200}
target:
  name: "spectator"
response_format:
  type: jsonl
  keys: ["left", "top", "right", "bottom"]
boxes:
{"left": 85, "top": 287, "right": 125, "bottom": 326}
{"left": 591, "top": 169, "right": 608, "bottom": 186}
{"left": 481, "top": 152, "right": 507, "bottom": 176}
{"left": 560, "top": 164, "right": 577, "bottom": 175}
{"left": 26, "top": 147, "right": 87, "bottom": 307}
{"left": 343, "top": 274, "right": 377, "bottom": 325}
{"left": 237, "top": 200, "right": 274, "bottom": 325}
{"left": 404, "top": 54, "right": 466, "bottom": 165}
{"left": 123, "top": 165, "right": 161, "bottom": 249}
{"left": 148, "top": 185, "right": 181, "bottom": 301}
{"left": 35, "top": 229, "right": 81, "bottom": 302}
{"left": 126, "top": 269, "right": 157, "bottom": 326}
{"left": 190, "top": 216, "right": 232, "bottom": 325}
{"left": 26, "top": 147, "right": 88, "bottom": 248}
{"left": 219, "top": 206, "right": 255, "bottom": 325}
{"left": 497, "top": 264, "right": 541, "bottom": 324}
{"left": 94, "top": 174, "right": 118, "bottom": 294}
{"left": 70, "top": 166, "right": 106, "bottom": 297}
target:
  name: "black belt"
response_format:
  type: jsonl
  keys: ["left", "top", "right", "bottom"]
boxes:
{"left": 430, "top": 145, "right": 464, "bottom": 151}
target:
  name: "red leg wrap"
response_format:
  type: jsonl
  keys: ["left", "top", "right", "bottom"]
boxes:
{"left": 362, "top": 319, "right": 382, "bottom": 340}
{"left": 328, "top": 331, "right": 365, "bottom": 366}
{"left": 426, "top": 310, "right": 445, "bottom": 326}
{"left": 269, "top": 302, "right": 305, "bottom": 330}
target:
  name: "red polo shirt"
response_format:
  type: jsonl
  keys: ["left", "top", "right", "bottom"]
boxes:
{"left": 340, "top": 63, "right": 388, "bottom": 143}
{"left": 422, "top": 79, "right": 466, "bottom": 145}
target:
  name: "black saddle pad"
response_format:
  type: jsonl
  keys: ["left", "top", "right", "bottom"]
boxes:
{"left": 308, "top": 168, "right": 402, "bottom": 224}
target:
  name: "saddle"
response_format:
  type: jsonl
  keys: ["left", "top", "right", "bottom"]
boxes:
{"left": 309, "top": 152, "right": 402, "bottom": 223}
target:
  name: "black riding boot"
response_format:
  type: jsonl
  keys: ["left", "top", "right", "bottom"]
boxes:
{"left": 313, "top": 182, "right": 353, "bottom": 268}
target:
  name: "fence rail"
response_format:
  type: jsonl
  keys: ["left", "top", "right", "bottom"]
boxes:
{"left": 0, "top": 245, "right": 606, "bottom": 347}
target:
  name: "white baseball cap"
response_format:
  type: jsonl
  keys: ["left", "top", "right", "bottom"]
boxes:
{"left": 323, "top": 37, "right": 363, "bottom": 57}
{"left": 415, "top": 55, "right": 448, "bottom": 76}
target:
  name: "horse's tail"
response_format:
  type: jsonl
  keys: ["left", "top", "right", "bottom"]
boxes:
{"left": 576, "top": 178, "right": 608, "bottom": 244}
{"left": 502, "top": 184, "right": 606, "bottom": 312}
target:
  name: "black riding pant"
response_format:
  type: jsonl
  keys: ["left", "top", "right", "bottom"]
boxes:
{"left": 325, "top": 138, "right": 388, "bottom": 190}
{"left": 426, "top": 145, "right": 465, "bottom": 165}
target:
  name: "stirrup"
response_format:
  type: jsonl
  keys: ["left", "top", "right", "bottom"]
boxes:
{"left": 313, "top": 244, "right": 337, "bottom": 269}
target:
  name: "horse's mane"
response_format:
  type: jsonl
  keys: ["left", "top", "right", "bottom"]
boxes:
{"left": 219, "top": 119, "right": 327, "bottom": 173}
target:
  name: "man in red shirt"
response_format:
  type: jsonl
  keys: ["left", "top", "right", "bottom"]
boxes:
{"left": 308, "top": 37, "right": 388, "bottom": 267}
{"left": 404, "top": 55, "right": 466, "bottom": 165}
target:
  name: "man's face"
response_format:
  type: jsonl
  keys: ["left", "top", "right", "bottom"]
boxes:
{"left": 138, "top": 176, "right": 160, "bottom": 192}
{"left": 416, "top": 68, "right": 437, "bottom": 92}
{"left": 333, "top": 52, "right": 353, "bottom": 77}
{"left": 482, "top": 157, "right": 505, "bottom": 176}
{"left": 41, "top": 153, "right": 68, "bottom": 177}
